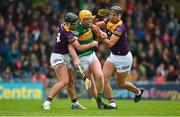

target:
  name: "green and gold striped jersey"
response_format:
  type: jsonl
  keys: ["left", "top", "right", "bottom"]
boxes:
{"left": 73, "top": 22, "right": 94, "bottom": 58}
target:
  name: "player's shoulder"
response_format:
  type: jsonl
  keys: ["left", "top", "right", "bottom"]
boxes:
{"left": 116, "top": 20, "right": 124, "bottom": 27}
{"left": 58, "top": 25, "right": 74, "bottom": 38}
{"left": 103, "top": 17, "right": 110, "bottom": 24}
{"left": 115, "top": 20, "right": 125, "bottom": 30}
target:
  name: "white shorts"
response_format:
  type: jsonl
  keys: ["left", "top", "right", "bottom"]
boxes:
{"left": 50, "top": 53, "right": 72, "bottom": 69}
{"left": 79, "top": 52, "right": 97, "bottom": 72}
{"left": 106, "top": 51, "right": 133, "bottom": 73}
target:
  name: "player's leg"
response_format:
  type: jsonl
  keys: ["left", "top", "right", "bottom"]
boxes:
{"left": 115, "top": 71, "right": 144, "bottom": 102}
{"left": 103, "top": 60, "right": 117, "bottom": 109}
{"left": 79, "top": 54, "right": 97, "bottom": 98}
{"left": 42, "top": 63, "right": 69, "bottom": 110}
{"left": 115, "top": 52, "right": 143, "bottom": 103}
{"left": 67, "top": 69, "right": 87, "bottom": 109}
{"left": 90, "top": 59, "right": 104, "bottom": 95}
{"left": 85, "top": 71, "right": 97, "bottom": 98}
{"left": 90, "top": 58, "right": 108, "bottom": 109}
{"left": 79, "top": 53, "right": 106, "bottom": 109}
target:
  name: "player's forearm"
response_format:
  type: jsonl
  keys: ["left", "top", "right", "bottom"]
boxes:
{"left": 101, "top": 34, "right": 120, "bottom": 48}
{"left": 101, "top": 39, "right": 114, "bottom": 48}
{"left": 94, "top": 21, "right": 105, "bottom": 29}
{"left": 68, "top": 45, "right": 79, "bottom": 60}
{"left": 72, "top": 39, "right": 97, "bottom": 51}
{"left": 75, "top": 43, "right": 94, "bottom": 51}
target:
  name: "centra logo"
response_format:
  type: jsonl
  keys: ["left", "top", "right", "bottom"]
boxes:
{"left": 0, "top": 85, "right": 42, "bottom": 99}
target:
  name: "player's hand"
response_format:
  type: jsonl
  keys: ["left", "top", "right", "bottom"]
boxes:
{"left": 92, "top": 15, "right": 97, "bottom": 24}
{"left": 100, "top": 31, "right": 107, "bottom": 40}
{"left": 92, "top": 40, "right": 98, "bottom": 47}
{"left": 91, "top": 24, "right": 101, "bottom": 37}
{"left": 73, "top": 57, "right": 80, "bottom": 67}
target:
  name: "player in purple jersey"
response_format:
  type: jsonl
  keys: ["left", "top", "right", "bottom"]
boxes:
{"left": 42, "top": 12, "right": 98, "bottom": 110}
{"left": 96, "top": 6, "right": 144, "bottom": 109}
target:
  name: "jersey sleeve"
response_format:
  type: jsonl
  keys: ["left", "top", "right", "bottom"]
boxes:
{"left": 113, "top": 24, "right": 125, "bottom": 37}
{"left": 67, "top": 33, "right": 76, "bottom": 43}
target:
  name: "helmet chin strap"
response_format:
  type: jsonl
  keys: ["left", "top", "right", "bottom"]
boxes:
{"left": 64, "top": 22, "right": 71, "bottom": 30}
{"left": 118, "top": 14, "right": 121, "bottom": 19}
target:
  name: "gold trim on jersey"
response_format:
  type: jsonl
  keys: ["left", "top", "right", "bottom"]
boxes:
{"left": 106, "top": 20, "right": 123, "bottom": 33}
{"left": 62, "top": 23, "right": 70, "bottom": 32}
{"left": 78, "top": 29, "right": 93, "bottom": 41}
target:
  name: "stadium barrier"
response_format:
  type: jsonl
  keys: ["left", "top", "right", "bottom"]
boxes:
{"left": 111, "top": 81, "right": 180, "bottom": 101}
{"left": 0, "top": 82, "right": 44, "bottom": 100}
{"left": 74, "top": 79, "right": 180, "bottom": 101}
{"left": 0, "top": 80, "right": 179, "bottom": 101}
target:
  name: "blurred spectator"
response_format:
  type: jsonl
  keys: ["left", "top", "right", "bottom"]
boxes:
{"left": 30, "top": 68, "right": 49, "bottom": 87}
{"left": 166, "top": 65, "right": 178, "bottom": 81}
{"left": 154, "top": 64, "right": 166, "bottom": 84}
{"left": 2, "top": 66, "right": 12, "bottom": 81}
{"left": 154, "top": 74, "right": 165, "bottom": 85}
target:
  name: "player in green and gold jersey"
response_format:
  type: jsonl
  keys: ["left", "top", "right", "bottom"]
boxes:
{"left": 73, "top": 10, "right": 107, "bottom": 109}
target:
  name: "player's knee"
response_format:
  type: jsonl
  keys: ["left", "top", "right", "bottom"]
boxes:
{"left": 60, "top": 79, "right": 69, "bottom": 86}
{"left": 95, "top": 72, "right": 104, "bottom": 80}
{"left": 104, "top": 75, "right": 109, "bottom": 81}
{"left": 118, "top": 82, "right": 126, "bottom": 88}
{"left": 104, "top": 75, "right": 112, "bottom": 85}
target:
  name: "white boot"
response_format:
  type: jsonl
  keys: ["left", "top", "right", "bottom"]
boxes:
{"left": 41, "top": 101, "right": 51, "bottom": 110}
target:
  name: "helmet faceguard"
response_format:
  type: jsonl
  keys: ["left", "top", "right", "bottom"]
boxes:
{"left": 64, "top": 12, "right": 78, "bottom": 24}
{"left": 64, "top": 12, "right": 78, "bottom": 30}
{"left": 110, "top": 6, "right": 122, "bottom": 15}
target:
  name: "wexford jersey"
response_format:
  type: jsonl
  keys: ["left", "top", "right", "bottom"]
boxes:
{"left": 52, "top": 23, "right": 76, "bottom": 54}
{"left": 73, "top": 22, "right": 94, "bottom": 57}
{"left": 104, "top": 18, "right": 129, "bottom": 55}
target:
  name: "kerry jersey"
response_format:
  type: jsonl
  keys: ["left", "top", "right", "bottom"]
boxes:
{"left": 73, "top": 22, "right": 94, "bottom": 57}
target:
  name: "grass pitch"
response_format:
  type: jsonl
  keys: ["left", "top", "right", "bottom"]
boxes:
{"left": 0, "top": 99, "right": 179, "bottom": 116}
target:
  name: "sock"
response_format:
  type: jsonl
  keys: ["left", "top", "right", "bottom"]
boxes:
{"left": 71, "top": 98, "right": 77, "bottom": 103}
{"left": 108, "top": 97, "right": 116, "bottom": 107}
{"left": 135, "top": 89, "right": 141, "bottom": 96}
{"left": 72, "top": 98, "right": 79, "bottom": 106}
{"left": 108, "top": 97, "right": 115, "bottom": 104}
{"left": 44, "top": 97, "right": 52, "bottom": 105}
{"left": 96, "top": 93, "right": 102, "bottom": 101}
{"left": 47, "top": 97, "right": 53, "bottom": 102}
{"left": 45, "top": 100, "right": 51, "bottom": 105}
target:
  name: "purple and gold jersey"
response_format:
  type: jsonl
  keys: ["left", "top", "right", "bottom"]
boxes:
{"left": 52, "top": 23, "right": 76, "bottom": 54}
{"left": 104, "top": 18, "right": 129, "bottom": 55}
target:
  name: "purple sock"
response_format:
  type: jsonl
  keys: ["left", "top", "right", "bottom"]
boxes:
{"left": 47, "top": 97, "right": 53, "bottom": 102}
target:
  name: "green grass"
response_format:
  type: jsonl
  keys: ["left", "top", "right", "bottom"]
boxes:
{"left": 0, "top": 99, "right": 179, "bottom": 116}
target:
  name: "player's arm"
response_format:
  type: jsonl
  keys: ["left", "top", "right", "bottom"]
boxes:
{"left": 101, "top": 25, "right": 123, "bottom": 48}
{"left": 71, "top": 37, "right": 98, "bottom": 51}
{"left": 68, "top": 33, "right": 98, "bottom": 51}
{"left": 91, "top": 24, "right": 107, "bottom": 41}
{"left": 94, "top": 20, "right": 106, "bottom": 29}
{"left": 101, "top": 34, "right": 121, "bottom": 48}
{"left": 68, "top": 44, "right": 80, "bottom": 66}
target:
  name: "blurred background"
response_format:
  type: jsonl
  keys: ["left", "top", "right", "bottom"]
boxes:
{"left": 0, "top": 0, "right": 179, "bottom": 100}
